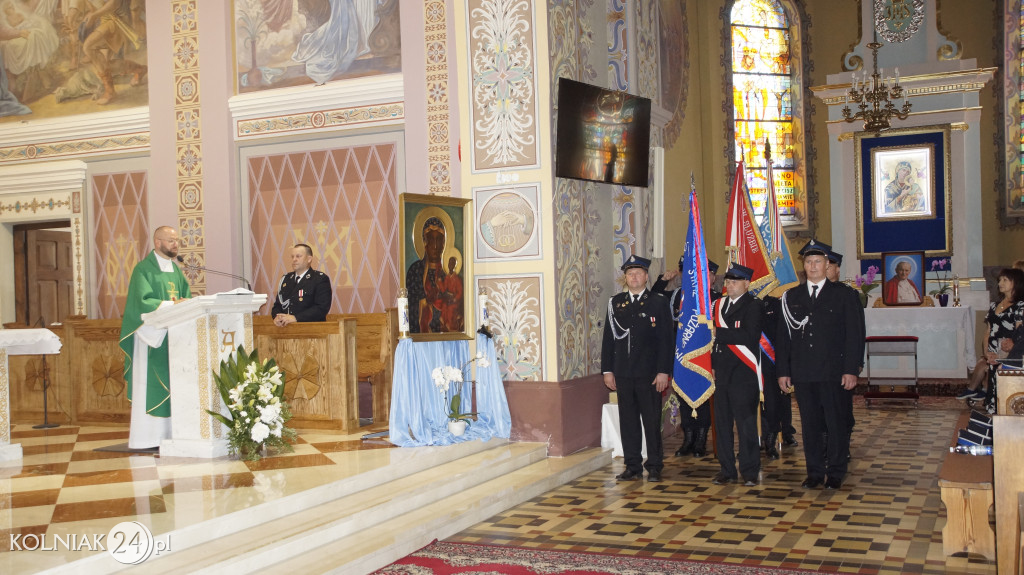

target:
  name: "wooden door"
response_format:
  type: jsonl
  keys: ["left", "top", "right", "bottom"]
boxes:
{"left": 26, "top": 229, "right": 74, "bottom": 326}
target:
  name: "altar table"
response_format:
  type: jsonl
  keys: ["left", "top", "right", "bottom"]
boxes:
{"left": 863, "top": 306, "right": 975, "bottom": 379}
{"left": 0, "top": 329, "right": 62, "bottom": 460}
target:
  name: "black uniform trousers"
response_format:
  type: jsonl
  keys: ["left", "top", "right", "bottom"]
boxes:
{"left": 617, "top": 375, "right": 664, "bottom": 474}
{"left": 713, "top": 376, "right": 760, "bottom": 481}
{"left": 794, "top": 379, "right": 853, "bottom": 480}
{"left": 761, "top": 361, "right": 795, "bottom": 437}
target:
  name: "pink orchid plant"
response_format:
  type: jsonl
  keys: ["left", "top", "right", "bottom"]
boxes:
{"left": 928, "top": 258, "right": 951, "bottom": 295}
{"left": 854, "top": 265, "right": 879, "bottom": 307}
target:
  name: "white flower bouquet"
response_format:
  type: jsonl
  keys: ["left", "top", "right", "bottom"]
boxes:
{"left": 207, "top": 345, "right": 297, "bottom": 460}
{"left": 432, "top": 352, "right": 490, "bottom": 424}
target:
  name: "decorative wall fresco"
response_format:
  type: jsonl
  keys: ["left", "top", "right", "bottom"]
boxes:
{"left": 424, "top": 0, "right": 451, "bottom": 195}
{"left": 659, "top": 0, "right": 688, "bottom": 147}
{"left": 234, "top": 0, "right": 401, "bottom": 94}
{"left": 0, "top": 0, "right": 148, "bottom": 123}
{"left": 549, "top": 0, "right": 584, "bottom": 380}
{"left": 474, "top": 183, "right": 541, "bottom": 260}
{"left": 246, "top": 143, "right": 400, "bottom": 315}
{"left": 173, "top": 0, "right": 205, "bottom": 293}
{"left": 478, "top": 275, "right": 543, "bottom": 381}
{"left": 468, "top": 0, "right": 539, "bottom": 171}
{"left": 90, "top": 170, "right": 148, "bottom": 319}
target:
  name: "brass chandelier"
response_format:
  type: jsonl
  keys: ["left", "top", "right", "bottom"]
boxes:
{"left": 842, "top": 42, "right": 911, "bottom": 132}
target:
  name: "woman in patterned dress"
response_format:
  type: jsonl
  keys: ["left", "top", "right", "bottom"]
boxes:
{"left": 959, "top": 268, "right": 1024, "bottom": 412}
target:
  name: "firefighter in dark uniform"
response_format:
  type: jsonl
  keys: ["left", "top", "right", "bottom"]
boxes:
{"left": 776, "top": 240, "right": 865, "bottom": 490}
{"left": 826, "top": 249, "right": 863, "bottom": 462}
{"left": 602, "top": 255, "right": 674, "bottom": 482}
{"left": 652, "top": 258, "right": 718, "bottom": 457}
{"left": 710, "top": 263, "right": 763, "bottom": 486}
{"left": 271, "top": 243, "right": 333, "bottom": 326}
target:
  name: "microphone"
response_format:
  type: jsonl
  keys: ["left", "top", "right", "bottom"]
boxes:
{"left": 176, "top": 255, "right": 252, "bottom": 290}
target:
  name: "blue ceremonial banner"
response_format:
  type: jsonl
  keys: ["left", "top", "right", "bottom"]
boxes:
{"left": 760, "top": 143, "right": 799, "bottom": 296}
{"left": 671, "top": 180, "right": 715, "bottom": 415}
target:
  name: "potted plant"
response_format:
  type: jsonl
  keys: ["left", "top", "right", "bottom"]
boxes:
{"left": 928, "top": 258, "right": 951, "bottom": 306}
{"left": 207, "top": 345, "right": 297, "bottom": 460}
{"left": 431, "top": 352, "right": 490, "bottom": 436}
{"left": 854, "top": 265, "right": 880, "bottom": 308}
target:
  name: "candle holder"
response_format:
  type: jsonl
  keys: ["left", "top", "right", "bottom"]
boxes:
{"left": 397, "top": 288, "right": 410, "bottom": 339}
{"left": 951, "top": 275, "right": 961, "bottom": 307}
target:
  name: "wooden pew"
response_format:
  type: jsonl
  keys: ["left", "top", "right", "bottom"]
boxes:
{"left": 253, "top": 316, "right": 359, "bottom": 433}
{"left": 328, "top": 309, "right": 398, "bottom": 427}
{"left": 938, "top": 410, "right": 995, "bottom": 561}
{"left": 995, "top": 415, "right": 1024, "bottom": 574}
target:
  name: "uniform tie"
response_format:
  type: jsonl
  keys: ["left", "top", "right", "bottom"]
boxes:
{"left": 811, "top": 284, "right": 819, "bottom": 300}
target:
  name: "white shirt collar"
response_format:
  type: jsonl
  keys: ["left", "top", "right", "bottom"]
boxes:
{"left": 808, "top": 279, "right": 826, "bottom": 296}
{"left": 153, "top": 250, "right": 173, "bottom": 273}
{"left": 295, "top": 268, "right": 309, "bottom": 281}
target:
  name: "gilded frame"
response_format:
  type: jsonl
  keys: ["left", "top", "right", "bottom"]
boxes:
{"left": 854, "top": 125, "right": 953, "bottom": 258}
{"left": 399, "top": 193, "right": 474, "bottom": 341}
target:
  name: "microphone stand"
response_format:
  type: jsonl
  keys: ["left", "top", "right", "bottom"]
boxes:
{"left": 32, "top": 316, "right": 58, "bottom": 429}
{"left": 176, "top": 256, "right": 252, "bottom": 290}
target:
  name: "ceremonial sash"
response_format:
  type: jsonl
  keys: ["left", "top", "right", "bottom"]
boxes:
{"left": 714, "top": 298, "right": 764, "bottom": 393}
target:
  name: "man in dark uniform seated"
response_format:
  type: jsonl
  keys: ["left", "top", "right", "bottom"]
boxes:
{"left": 271, "top": 243, "right": 333, "bottom": 326}
{"left": 776, "top": 240, "right": 865, "bottom": 490}
{"left": 710, "top": 263, "right": 763, "bottom": 486}
{"left": 602, "top": 255, "right": 674, "bottom": 482}
{"left": 653, "top": 258, "right": 718, "bottom": 457}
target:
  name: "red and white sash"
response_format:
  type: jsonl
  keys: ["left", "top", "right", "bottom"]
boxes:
{"left": 714, "top": 298, "right": 764, "bottom": 393}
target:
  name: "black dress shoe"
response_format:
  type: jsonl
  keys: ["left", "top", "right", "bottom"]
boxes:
{"left": 711, "top": 472, "right": 735, "bottom": 485}
{"left": 647, "top": 471, "right": 662, "bottom": 482}
{"left": 616, "top": 470, "right": 642, "bottom": 481}
{"left": 782, "top": 435, "right": 799, "bottom": 447}
{"left": 824, "top": 477, "right": 843, "bottom": 490}
{"left": 801, "top": 476, "right": 824, "bottom": 489}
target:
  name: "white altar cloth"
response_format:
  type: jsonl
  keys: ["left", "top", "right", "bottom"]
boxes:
{"left": 0, "top": 328, "right": 62, "bottom": 460}
{"left": 863, "top": 306, "right": 975, "bottom": 379}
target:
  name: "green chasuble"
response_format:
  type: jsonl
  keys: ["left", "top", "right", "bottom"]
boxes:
{"left": 118, "top": 251, "right": 191, "bottom": 418}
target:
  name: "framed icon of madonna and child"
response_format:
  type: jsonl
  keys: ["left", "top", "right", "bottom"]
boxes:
{"left": 399, "top": 193, "right": 474, "bottom": 341}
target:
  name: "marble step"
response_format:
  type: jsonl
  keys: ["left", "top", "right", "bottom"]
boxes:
{"left": 120, "top": 441, "right": 554, "bottom": 574}
{"left": 48, "top": 438, "right": 513, "bottom": 575}
{"left": 252, "top": 446, "right": 611, "bottom": 575}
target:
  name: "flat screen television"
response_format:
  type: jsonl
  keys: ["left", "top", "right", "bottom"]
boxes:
{"left": 555, "top": 78, "right": 652, "bottom": 188}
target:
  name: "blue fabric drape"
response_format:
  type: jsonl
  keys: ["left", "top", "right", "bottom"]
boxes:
{"left": 388, "top": 336, "right": 511, "bottom": 447}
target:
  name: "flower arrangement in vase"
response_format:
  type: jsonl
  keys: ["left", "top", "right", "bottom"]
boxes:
{"left": 432, "top": 352, "right": 490, "bottom": 436}
{"left": 853, "top": 265, "right": 880, "bottom": 308}
{"left": 928, "top": 258, "right": 951, "bottom": 306}
{"left": 207, "top": 345, "right": 297, "bottom": 460}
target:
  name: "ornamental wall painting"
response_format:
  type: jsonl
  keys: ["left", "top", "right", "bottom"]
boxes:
{"left": 234, "top": 0, "right": 402, "bottom": 94}
{"left": 0, "top": 0, "right": 149, "bottom": 123}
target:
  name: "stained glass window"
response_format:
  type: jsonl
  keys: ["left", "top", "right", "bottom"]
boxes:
{"left": 730, "top": 0, "right": 801, "bottom": 224}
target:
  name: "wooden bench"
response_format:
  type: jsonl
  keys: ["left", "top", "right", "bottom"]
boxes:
{"left": 328, "top": 310, "right": 398, "bottom": 427}
{"left": 938, "top": 410, "right": 995, "bottom": 561}
{"left": 994, "top": 415, "right": 1024, "bottom": 574}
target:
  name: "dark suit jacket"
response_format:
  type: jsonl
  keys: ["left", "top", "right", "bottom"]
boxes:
{"left": 711, "top": 292, "right": 763, "bottom": 384}
{"left": 271, "top": 268, "right": 333, "bottom": 322}
{"left": 601, "top": 290, "right": 674, "bottom": 380}
{"left": 776, "top": 280, "right": 865, "bottom": 382}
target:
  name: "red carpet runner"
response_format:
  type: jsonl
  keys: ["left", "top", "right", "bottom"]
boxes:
{"left": 374, "top": 541, "right": 818, "bottom": 574}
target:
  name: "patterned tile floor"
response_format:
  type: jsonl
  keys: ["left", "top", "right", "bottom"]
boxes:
{"left": 449, "top": 397, "right": 997, "bottom": 575}
{"left": 0, "top": 396, "right": 999, "bottom": 574}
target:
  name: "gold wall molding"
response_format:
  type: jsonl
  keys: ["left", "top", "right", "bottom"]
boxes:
{"left": 0, "top": 134, "right": 150, "bottom": 164}
{"left": 236, "top": 103, "right": 404, "bottom": 139}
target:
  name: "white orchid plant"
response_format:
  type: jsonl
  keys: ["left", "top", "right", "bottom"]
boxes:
{"left": 207, "top": 345, "right": 297, "bottom": 461}
{"left": 432, "top": 352, "right": 491, "bottom": 423}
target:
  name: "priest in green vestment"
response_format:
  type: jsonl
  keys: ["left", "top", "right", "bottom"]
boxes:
{"left": 118, "top": 226, "right": 191, "bottom": 449}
